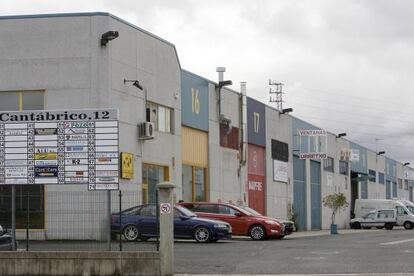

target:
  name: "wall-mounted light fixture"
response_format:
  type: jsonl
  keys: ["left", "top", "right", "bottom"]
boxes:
{"left": 377, "top": 151, "right": 386, "bottom": 156}
{"left": 281, "top": 108, "right": 293, "bottom": 114}
{"left": 124, "top": 79, "right": 143, "bottom": 90}
{"left": 217, "top": 80, "right": 233, "bottom": 88}
{"left": 403, "top": 162, "right": 410, "bottom": 166}
{"left": 101, "top": 31, "right": 119, "bottom": 46}
{"left": 336, "top": 133, "right": 347, "bottom": 138}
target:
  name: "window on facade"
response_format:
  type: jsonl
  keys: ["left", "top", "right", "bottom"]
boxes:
{"left": 146, "top": 102, "right": 173, "bottom": 133}
{"left": 368, "top": 169, "right": 376, "bottom": 182}
{"left": 219, "top": 123, "right": 239, "bottom": 150}
{"left": 271, "top": 139, "right": 289, "bottom": 162}
{"left": 142, "top": 164, "right": 168, "bottom": 204}
{"left": 339, "top": 160, "right": 348, "bottom": 175}
{"left": 0, "top": 91, "right": 45, "bottom": 229}
{"left": 182, "top": 165, "right": 207, "bottom": 202}
{"left": 398, "top": 178, "right": 403, "bottom": 189}
{"left": 404, "top": 179, "right": 409, "bottom": 190}
{"left": 378, "top": 172, "right": 385, "bottom": 184}
{"left": 323, "top": 157, "right": 334, "bottom": 172}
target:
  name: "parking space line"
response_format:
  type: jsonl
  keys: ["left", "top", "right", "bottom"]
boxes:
{"left": 380, "top": 238, "right": 414, "bottom": 245}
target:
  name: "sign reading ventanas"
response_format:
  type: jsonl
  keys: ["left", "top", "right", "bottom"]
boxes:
{"left": 0, "top": 109, "right": 119, "bottom": 190}
{"left": 298, "top": 129, "right": 327, "bottom": 159}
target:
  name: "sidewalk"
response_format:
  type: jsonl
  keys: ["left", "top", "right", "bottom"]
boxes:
{"left": 287, "top": 228, "right": 382, "bottom": 238}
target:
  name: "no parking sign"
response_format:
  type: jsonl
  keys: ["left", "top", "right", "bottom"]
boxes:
{"left": 160, "top": 203, "right": 171, "bottom": 214}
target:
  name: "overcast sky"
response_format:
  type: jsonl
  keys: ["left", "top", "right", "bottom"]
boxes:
{"left": 3, "top": 0, "right": 414, "bottom": 164}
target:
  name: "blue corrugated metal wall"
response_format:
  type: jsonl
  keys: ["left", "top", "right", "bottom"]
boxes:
{"left": 310, "top": 160, "right": 321, "bottom": 230}
{"left": 360, "top": 181, "right": 368, "bottom": 199}
{"left": 392, "top": 181, "right": 397, "bottom": 198}
{"left": 350, "top": 143, "right": 367, "bottom": 174}
{"left": 386, "top": 180, "right": 391, "bottom": 199}
{"left": 247, "top": 97, "right": 266, "bottom": 147}
{"left": 181, "top": 70, "right": 209, "bottom": 131}
{"left": 293, "top": 156, "right": 307, "bottom": 231}
{"left": 385, "top": 158, "right": 396, "bottom": 199}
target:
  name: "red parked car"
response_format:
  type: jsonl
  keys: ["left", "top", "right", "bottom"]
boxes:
{"left": 179, "top": 202, "right": 286, "bottom": 240}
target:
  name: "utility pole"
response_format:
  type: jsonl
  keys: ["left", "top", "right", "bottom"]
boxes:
{"left": 269, "top": 80, "right": 284, "bottom": 111}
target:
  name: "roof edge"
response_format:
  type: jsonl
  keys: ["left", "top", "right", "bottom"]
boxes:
{"left": 0, "top": 12, "right": 181, "bottom": 69}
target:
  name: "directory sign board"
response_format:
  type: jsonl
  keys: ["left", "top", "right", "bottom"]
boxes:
{"left": 0, "top": 109, "right": 119, "bottom": 190}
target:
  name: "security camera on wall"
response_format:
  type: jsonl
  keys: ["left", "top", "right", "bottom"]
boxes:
{"left": 174, "top": 91, "right": 180, "bottom": 99}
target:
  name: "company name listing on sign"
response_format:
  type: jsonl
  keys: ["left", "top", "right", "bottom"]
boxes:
{"left": 0, "top": 109, "right": 119, "bottom": 190}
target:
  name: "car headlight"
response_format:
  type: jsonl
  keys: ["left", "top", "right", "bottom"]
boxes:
{"left": 265, "top": 220, "right": 279, "bottom": 225}
{"left": 214, "top": 224, "right": 229, "bottom": 229}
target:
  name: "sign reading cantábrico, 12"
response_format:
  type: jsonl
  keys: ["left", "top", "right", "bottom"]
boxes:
{"left": 0, "top": 109, "right": 119, "bottom": 191}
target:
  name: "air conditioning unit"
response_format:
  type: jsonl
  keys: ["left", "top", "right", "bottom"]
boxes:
{"left": 138, "top": 122, "right": 155, "bottom": 140}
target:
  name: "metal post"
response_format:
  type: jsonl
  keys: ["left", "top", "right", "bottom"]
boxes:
{"left": 156, "top": 182, "right": 175, "bottom": 276}
{"left": 119, "top": 190, "right": 122, "bottom": 252}
{"left": 26, "top": 192, "right": 29, "bottom": 251}
{"left": 107, "top": 190, "right": 111, "bottom": 251}
{"left": 11, "top": 185, "right": 16, "bottom": 251}
{"left": 156, "top": 191, "right": 159, "bottom": 251}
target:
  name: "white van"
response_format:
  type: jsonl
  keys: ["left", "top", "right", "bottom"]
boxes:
{"left": 354, "top": 199, "right": 414, "bottom": 229}
{"left": 350, "top": 209, "right": 397, "bottom": 230}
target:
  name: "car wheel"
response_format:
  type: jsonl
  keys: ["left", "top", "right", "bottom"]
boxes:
{"left": 194, "top": 226, "right": 211, "bottom": 243}
{"left": 249, "top": 225, "right": 266, "bottom": 240}
{"left": 384, "top": 223, "right": 394, "bottom": 230}
{"left": 403, "top": 221, "right": 413, "bottom": 230}
{"left": 123, "top": 225, "right": 139, "bottom": 241}
{"left": 352, "top": 222, "right": 361, "bottom": 229}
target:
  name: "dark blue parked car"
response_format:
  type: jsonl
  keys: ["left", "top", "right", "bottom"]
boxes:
{"left": 111, "top": 204, "right": 232, "bottom": 243}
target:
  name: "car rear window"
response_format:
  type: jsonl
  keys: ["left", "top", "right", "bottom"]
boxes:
{"left": 218, "top": 205, "right": 238, "bottom": 215}
{"left": 194, "top": 204, "right": 218, "bottom": 213}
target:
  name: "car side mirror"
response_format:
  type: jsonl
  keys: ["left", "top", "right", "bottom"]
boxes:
{"left": 235, "top": 212, "right": 243, "bottom": 217}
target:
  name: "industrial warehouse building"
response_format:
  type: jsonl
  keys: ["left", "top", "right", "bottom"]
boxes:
{"left": 0, "top": 12, "right": 413, "bottom": 240}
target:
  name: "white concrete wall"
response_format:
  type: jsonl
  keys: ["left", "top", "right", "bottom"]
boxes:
{"left": 108, "top": 17, "right": 181, "bottom": 199}
{"left": 265, "top": 107, "right": 293, "bottom": 220}
{"left": 320, "top": 135, "right": 351, "bottom": 230}
{"left": 0, "top": 14, "right": 181, "bottom": 239}
{"left": 208, "top": 84, "right": 247, "bottom": 204}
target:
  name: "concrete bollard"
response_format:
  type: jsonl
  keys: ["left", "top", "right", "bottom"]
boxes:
{"left": 156, "top": 182, "right": 175, "bottom": 276}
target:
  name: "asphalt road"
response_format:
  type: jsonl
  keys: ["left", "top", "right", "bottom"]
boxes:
{"left": 174, "top": 228, "right": 414, "bottom": 274}
{"left": 16, "top": 228, "right": 414, "bottom": 274}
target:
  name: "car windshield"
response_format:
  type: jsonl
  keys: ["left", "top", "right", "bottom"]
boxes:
{"left": 238, "top": 205, "right": 262, "bottom": 216}
{"left": 406, "top": 205, "right": 414, "bottom": 214}
{"left": 175, "top": 205, "right": 197, "bottom": 217}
